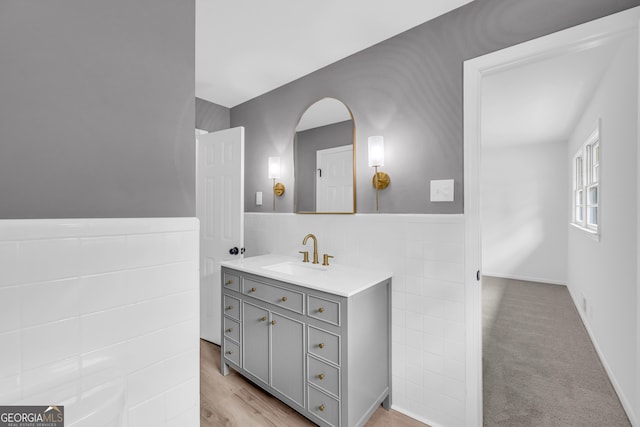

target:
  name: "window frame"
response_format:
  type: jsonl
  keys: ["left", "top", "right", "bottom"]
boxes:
{"left": 571, "top": 124, "right": 600, "bottom": 240}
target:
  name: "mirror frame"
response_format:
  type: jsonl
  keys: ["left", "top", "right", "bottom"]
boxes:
{"left": 293, "top": 97, "right": 357, "bottom": 214}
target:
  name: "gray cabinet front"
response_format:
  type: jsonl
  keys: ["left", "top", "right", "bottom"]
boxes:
{"left": 242, "top": 302, "right": 269, "bottom": 384}
{"left": 308, "top": 356, "right": 340, "bottom": 397}
{"left": 271, "top": 312, "right": 305, "bottom": 407}
{"left": 221, "top": 266, "right": 391, "bottom": 427}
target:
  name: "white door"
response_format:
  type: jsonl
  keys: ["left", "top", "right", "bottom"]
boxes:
{"left": 197, "top": 127, "right": 245, "bottom": 344}
{"left": 316, "top": 145, "right": 353, "bottom": 211}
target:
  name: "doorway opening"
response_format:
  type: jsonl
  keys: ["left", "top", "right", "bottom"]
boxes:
{"left": 464, "top": 7, "right": 640, "bottom": 426}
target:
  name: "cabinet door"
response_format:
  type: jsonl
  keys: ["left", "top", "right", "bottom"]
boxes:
{"left": 271, "top": 312, "right": 305, "bottom": 407}
{"left": 243, "top": 302, "right": 269, "bottom": 384}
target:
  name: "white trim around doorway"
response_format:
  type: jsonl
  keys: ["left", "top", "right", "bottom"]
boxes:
{"left": 463, "top": 6, "right": 640, "bottom": 427}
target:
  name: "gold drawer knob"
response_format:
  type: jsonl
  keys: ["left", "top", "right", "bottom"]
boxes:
{"left": 260, "top": 316, "right": 267, "bottom": 322}
{"left": 250, "top": 287, "right": 256, "bottom": 292}
{"left": 319, "top": 404, "right": 325, "bottom": 412}
{"left": 318, "top": 343, "right": 325, "bottom": 349}
{"left": 225, "top": 280, "right": 233, "bottom": 286}
{"left": 318, "top": 373, "right": 324, "bottom": 380}
{"left": 226, "top": 328, "right": 232, "bottom": 333}
{"left": 225, "top": 305, "right": 233, "bottom": 311}
{"left": 271, "top": 320, "right": 276, "bottom": 325}
{"left": 318, "top": 307, "right": 325, "bottom": 313}
{"left": 281, "top": 296, "right": 287, "bottom": 302}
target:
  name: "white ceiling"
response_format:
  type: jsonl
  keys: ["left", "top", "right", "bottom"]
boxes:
{"left": 196, "top": 0, "right": 474, "bottom": 108}
{"left": 481, "top": 41, "right": 621, "bottom": 148}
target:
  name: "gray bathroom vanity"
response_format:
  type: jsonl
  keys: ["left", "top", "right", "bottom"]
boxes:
{"left": 220, "top": 254, "right": 392, "bottom": 427}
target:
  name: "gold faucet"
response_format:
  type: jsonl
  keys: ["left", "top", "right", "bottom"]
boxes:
{"left": 302, "top": 233, "right": 319, "bottom": 264}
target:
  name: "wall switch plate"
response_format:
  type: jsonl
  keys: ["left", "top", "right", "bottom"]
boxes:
{"left": 430, "top": 179, "right": 454, "bottom": 202}
{"left": 256, "top": 192, "right": 263, "bottom": 205}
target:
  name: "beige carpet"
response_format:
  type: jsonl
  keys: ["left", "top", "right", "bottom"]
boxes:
{"left": 482, "top": 277, "right": 630, "bottom": 427}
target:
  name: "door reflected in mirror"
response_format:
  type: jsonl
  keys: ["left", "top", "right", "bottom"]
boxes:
{"left": 294, "top": 98, "right": 356, "bottom": 213}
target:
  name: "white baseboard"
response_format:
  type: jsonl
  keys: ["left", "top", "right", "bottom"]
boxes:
{"left": 482, "top": 272, "right": 566, "bottom": 286}
{"left": 391, "top": 405, "right": 447, "bottom": 427}
{"left": 566, "top": 286, "right": 638, "bottom": 426}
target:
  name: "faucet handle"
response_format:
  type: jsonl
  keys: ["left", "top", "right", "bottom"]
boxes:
{"left": 299, "top": 251, "right": 309, "bottom": 263}
{"left": 322, "top": 254, "right": 334, "bottom": 266}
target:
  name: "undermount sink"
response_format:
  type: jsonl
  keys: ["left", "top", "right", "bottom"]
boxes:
{"left": 262, "top": 261, "right": 330, "bottom": 275}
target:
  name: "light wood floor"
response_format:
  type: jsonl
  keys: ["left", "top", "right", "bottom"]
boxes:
{"left": 200, "top": 339, "right": 428, "bottom": 427}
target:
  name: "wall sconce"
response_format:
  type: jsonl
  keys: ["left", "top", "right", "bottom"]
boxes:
{"left": 268, "top": 156, "right": 285, "bottom": 210}
{"left": 368, "top": 136, "right": 390, "bottom": 212}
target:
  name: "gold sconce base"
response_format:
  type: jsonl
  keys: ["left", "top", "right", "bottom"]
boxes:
{"left": 273, "top": 182, "right": 285, "bottom": 196}
{"left": 372, "top": 172, "right": 390, "bottom": 190}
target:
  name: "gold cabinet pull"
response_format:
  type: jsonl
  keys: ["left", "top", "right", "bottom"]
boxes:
{"left": 225, "top": 280, "right": 233, "bottom": 286}
{"left": 226, "top": 350, "right": 233, "bottom": 355}
{"left": 260, "top": 316, "right": 267, "bottom": 321}
{"left": 318, "top": 307, "right": 325, "bottom": 313}
{"left": 271, "top": 320, "right": 276, "bottom": 325}
{"left": 317, "top": 373, "right": 325, "bottom": 380}
{"left": 318, "top": 343, "right": 325, "bottom": 349}
{"left": 318, "top": 404, "right": 325, "bottom": 412}
{"left": 250, "top": 287, "right": 256, "bottom": 292}
{"left": 281, "top": 296, "right": 287, "bottom": 302}
{"left": 225, "top": 305, "right": 233, "bottom": 311}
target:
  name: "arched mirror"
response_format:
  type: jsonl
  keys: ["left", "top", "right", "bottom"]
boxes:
{"left": 294, "top": 98, "right": 356, "bottom": 213}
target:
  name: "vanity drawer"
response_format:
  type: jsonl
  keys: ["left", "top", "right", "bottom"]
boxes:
{"left": 223, "top": 317, "right": 240, "bottom": 343}
{"left": 223, "top": 271, "right": 240, "bottom": 292}
{"left": 223, "top": 338, "right": 240, "bottom": 367}
{"left": 308, "top": 295, "right": 340, "bottom": 326}
{"left": 308, "top": 386, "right": 340, "bottom": 427}
{"left": 223, "top": 295, "right": 241, "bottom": 321}
{"left": 308, "top": 356, "right": 340, "bottom": 397}
{"left": 243, "top": 278, "right": 304, "bottom": 314}
{"left": 308, "top": 326, "right": 340, "bottom": 366}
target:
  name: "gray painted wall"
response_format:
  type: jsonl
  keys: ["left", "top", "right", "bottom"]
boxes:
{"left": 0, "top": 0, "right": 195, "bottom": 218}
{"left": 295, "top": 120, "right": 353, "bottom": 212}
{"left": 196, "top": 97, "right": 230, "bottom": 132}
{"left": 232, "top": 0, "right": 640, "bottom": 213}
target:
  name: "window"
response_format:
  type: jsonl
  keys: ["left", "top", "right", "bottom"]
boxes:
{"left": 572, "top": 126, "right": 600, "bottom": 236}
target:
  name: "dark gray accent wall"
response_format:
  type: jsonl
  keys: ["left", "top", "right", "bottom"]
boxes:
{"left": 0, "top": 0, "right": 195, "bottom": 218}
{"left": 295, "top": 120, "right": 353, "bottom": 212}
{"left": 196, "top": 97, "right": 230, "bottom": 132}
{"left": 232, "top": 0, "right": 640, "bottom": 213}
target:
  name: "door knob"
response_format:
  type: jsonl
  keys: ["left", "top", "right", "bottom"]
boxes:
{"left": 229, "top": 247, "right": 239, "bottom": 255}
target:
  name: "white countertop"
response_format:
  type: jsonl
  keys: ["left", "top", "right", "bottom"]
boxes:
{"left": 220, "top": 254, "right": 392, "bottom": 297}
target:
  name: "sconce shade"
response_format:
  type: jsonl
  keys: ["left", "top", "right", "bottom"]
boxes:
{"left": 368, "top": 136, "right": 384, "bottom": 167}
{"left": 268, "top": 157, "right": 281, "bottom": 179}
